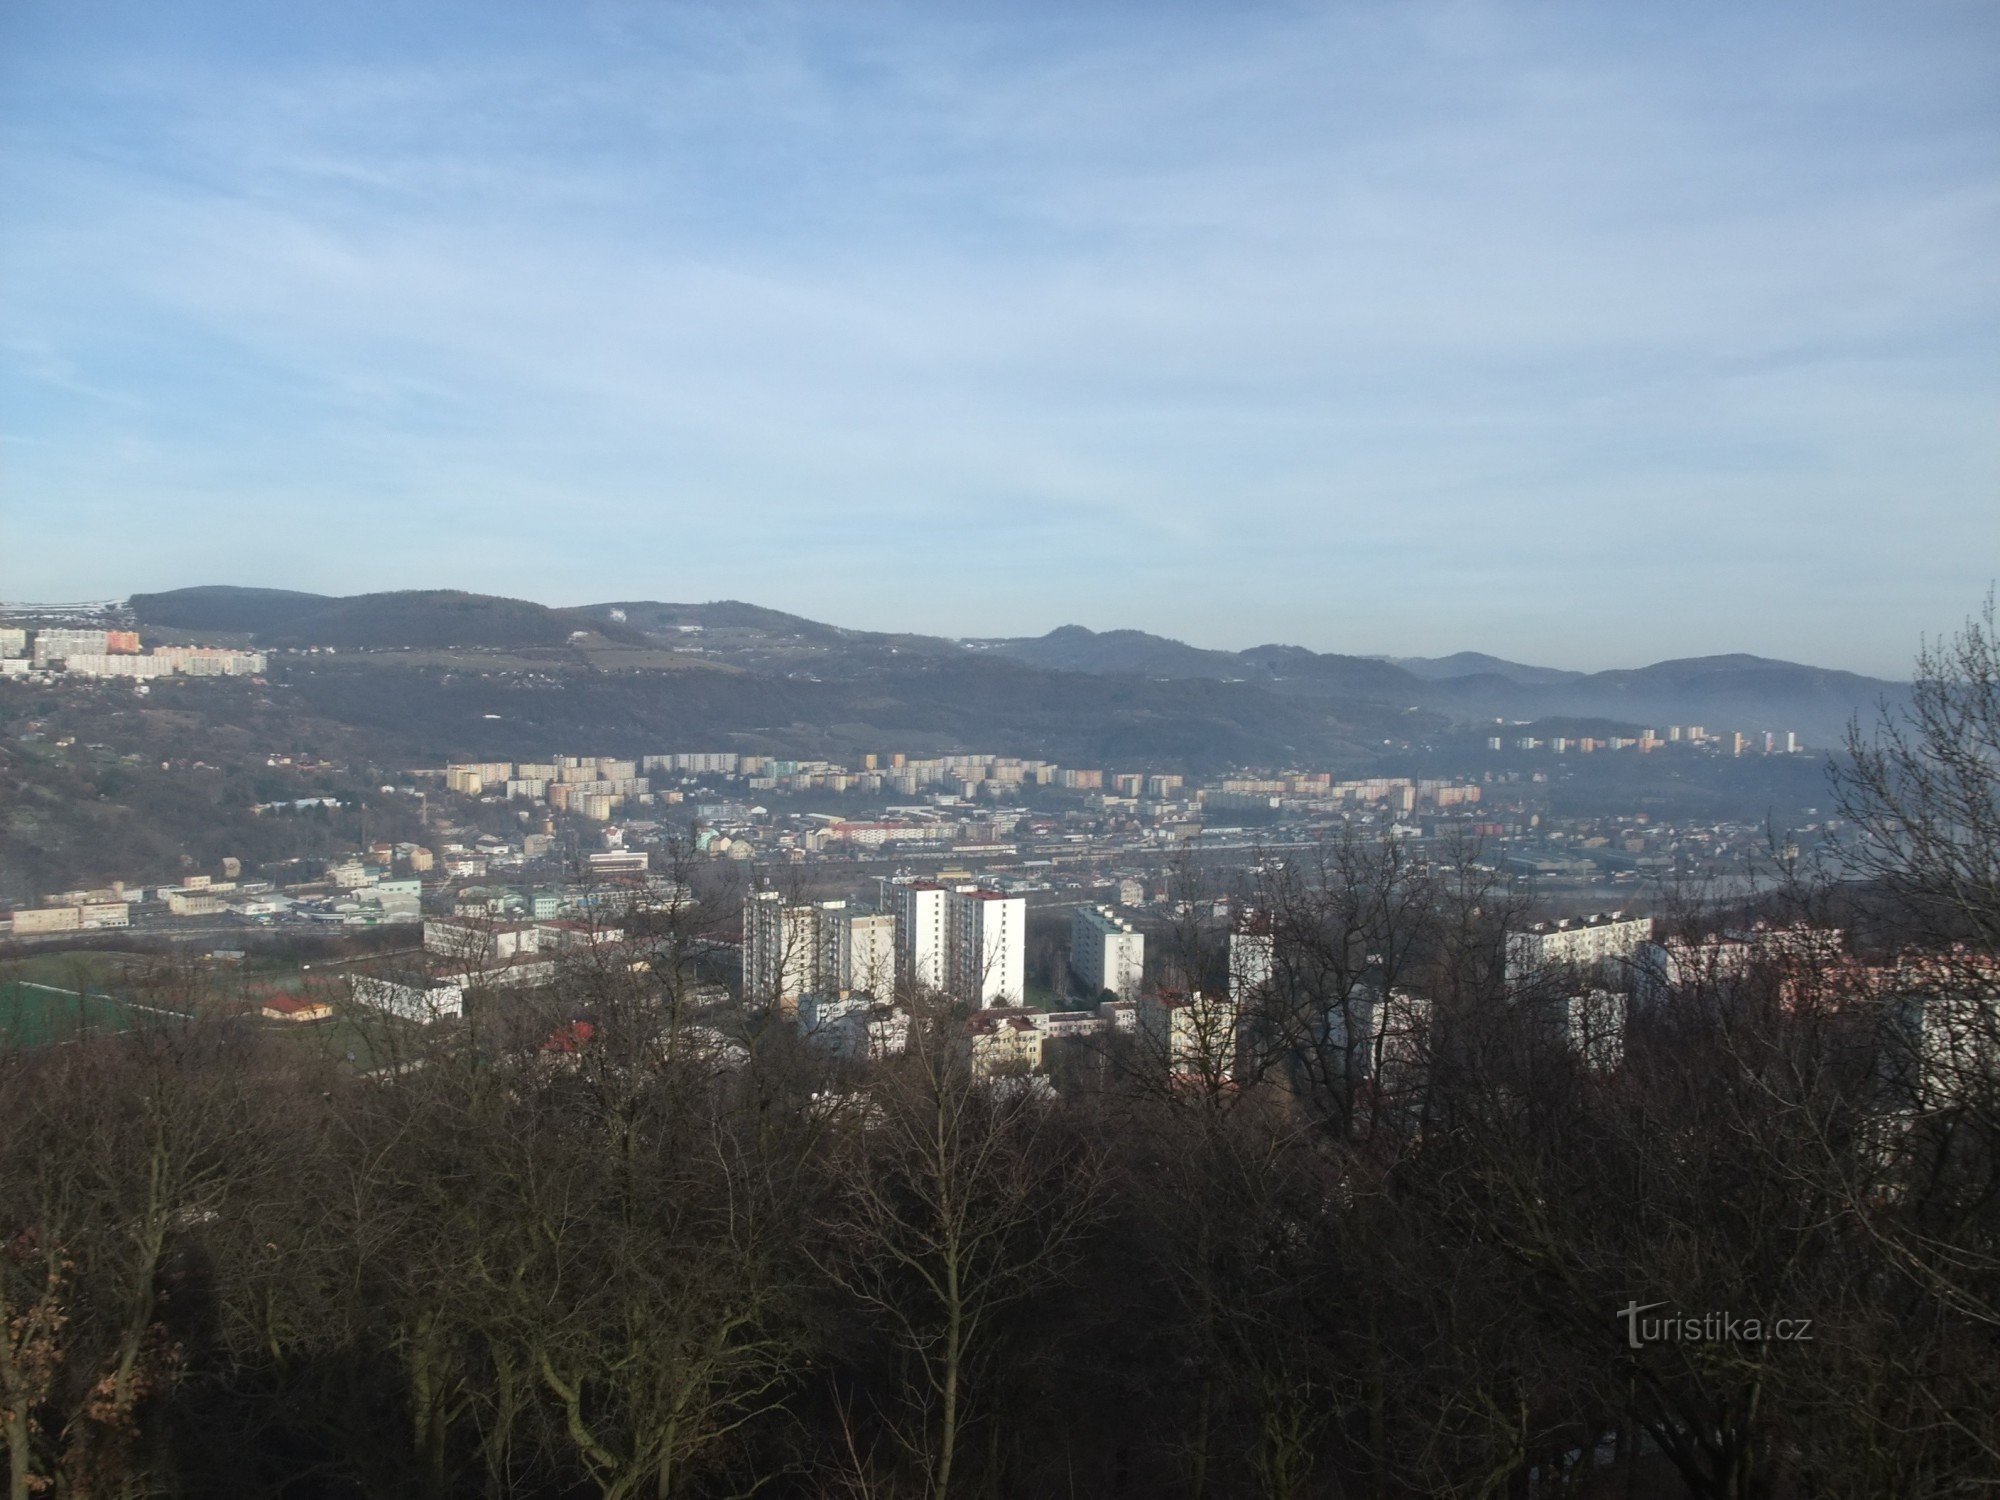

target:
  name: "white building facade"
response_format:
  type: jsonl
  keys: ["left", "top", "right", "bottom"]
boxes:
{"left": 896, "top": 883, "right": 955, "bottom": 993}
{"left": 951, "top": 890, "right": 1026, "bottom": 1008}
{"left": 1505, "top": 912, "right": 1654, "bottom": 982}
{"left": 893, "top": 882, "right": 1028, "bottom": 1007}
{"left": 1071, "top": 905, "right": 1145, "bottom": 1000}
{"left": 1229, "top": 919, "right": 1275, "bottom": 1005}
{"left": 746, "top": 894, "right": 899, "bottom": 1009}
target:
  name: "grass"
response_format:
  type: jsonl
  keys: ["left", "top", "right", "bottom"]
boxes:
{"left": 0, "top": 979, "right": 180, "bottom": 1048}
{"left": 285, "top": 1009, "right": 419, "bottom": 1073}
{"left": 0, "top": 949, "right": 149, "bottom": 990}
{"left": 0, "top": 977, "right": 418, "bottom": 1073}
{"left": 0, "top": 944, "right": 430, "bottom": 1072}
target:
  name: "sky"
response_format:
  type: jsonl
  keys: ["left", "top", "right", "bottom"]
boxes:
{"left": 3, "top": 1, "right": 1996, "bottom": 676}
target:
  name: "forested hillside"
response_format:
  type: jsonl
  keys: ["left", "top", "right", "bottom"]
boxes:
{"left": 126, "top": 587, "right": 1905, "bottom": 745}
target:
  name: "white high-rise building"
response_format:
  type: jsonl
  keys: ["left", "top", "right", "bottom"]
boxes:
{"left": 742, "top": 893, "right": 842, "bottom": 1010}
{"left": 1071, "top": 905, "right": 1144, "bottom": 1000}
{"left": 746, "top": 895, "right": 902, "bottom": 1009}
{"left": 894, "top": 883, "right": 1026, "bottom": 1007}
{"left": 1305, "top": 983, "right": 1435, "bottom": 1101}
{"left": 952, "top": 890, "right": 1026, "bottom": 1008}
{"left": 1137, "top": 989, "right": 1239, "bottom": 1079}
{"left": 1563, "top": 989, "right": 1627, "bottom": 1071}
{"left": 897, "top": 883, "right": 956, "bottom": 992}
{"left": 1229, "top": 916, "right": 1275, "bottom": 1005}
{"left": 840, "top": 912, "right": 898, "bottom": 997}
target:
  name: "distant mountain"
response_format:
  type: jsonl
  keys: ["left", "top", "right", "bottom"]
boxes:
{"left": 965, "top": 628, "right": 1899, "bottom": 744}
{"left": 132, "top": 586, "right": 644, "bottom": 650}
{"left": 130, "top": 585, "right": 331, "bottom": 635}
{"left": 583, "top": 599, "right": 858, "bottom": 644}
{"left": 977, "top": 630, "right": 1520, "bottom": 703}
{"left": 1514, "top": 655, "right": 1900, "bottom": 740}
{"left": 285, "top": 651, "right": 1416, "bottom": 770}
{"left": 1390, "top": 651, "right": 1584, "bottom": 687}
{"left": 126, "top": 586, "right": 1903, "bottom": 747}
{"left": 973, "top": 625, "right": 1247, "bottom": 678}
{"left": 974, "top": 627, "right": 1421, "bottom": 698}
{"left": 1237, "top": 644, "right": 1428, "bottom": 699}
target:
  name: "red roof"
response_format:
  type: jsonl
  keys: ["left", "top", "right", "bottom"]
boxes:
{"left": 541, "top": 1020, "right": 597, "bottom": 1053}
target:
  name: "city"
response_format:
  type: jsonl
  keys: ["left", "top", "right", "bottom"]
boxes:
{"left": 0, "top": 604, "right": 1872, "bottom": 1105}
{"left": 5, "top": 592, "right": 1992, "bottom": 1498}
{"left": 5, "top": 2, "right": 1997, "bottom": 1495}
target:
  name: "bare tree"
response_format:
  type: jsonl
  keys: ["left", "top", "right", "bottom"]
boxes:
{"left": 1841, "top": 593, "right": 2000, "bottom": 953}
{"left": 815, "top": 998, "right": 1099, "bottom": 1499}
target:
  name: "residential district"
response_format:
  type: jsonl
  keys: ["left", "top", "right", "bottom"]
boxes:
{"left": 4, "top": 613, "right": 1853, "bottom": 1080}
{"left": 4, "top": 731, "right": 1827, "bottom": 943}
{"left": 4, "top": 717, "right": 1929, "bottom": 1083}
{"left": 0, "top": 623, "right": 265, "bottom": 681}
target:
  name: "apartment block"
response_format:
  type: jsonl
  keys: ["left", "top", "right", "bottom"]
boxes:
{"left": 951, "top": 890, "right": 1026, "bottom": 1007}
{"left": 1505, "top": 912, "right": 1654, "bottom": 982}
{"left": 963, "top": 1007, "right": 1045, "bottom": 1077}
{"left": 897, "top": 883, "right": 956, "bottom": 992}
{"left": 894, "top": 882, "right": 1025, "bottom": 1007}
{"left": 1071, "top": 905, "right": 1144, "bottom": 1000}
{"left": 744, "top": 895, "right": 896, "bottom": 1009}
{"left": 1229, "top": 916, "right": 1274, "bottom": 1004}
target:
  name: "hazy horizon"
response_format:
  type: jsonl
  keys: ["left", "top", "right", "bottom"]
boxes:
{"left": 5, "top": 0, "right": 1997, "bottom": 677}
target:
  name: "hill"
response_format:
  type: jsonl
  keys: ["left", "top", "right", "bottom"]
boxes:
{"left": 129, "top": 585, "right": 331, "bottom": 635}
{"left": 122, "top": 586, "right": 1903, "bottom": 747}
{"left": 968, "top": 629, "right": 1899, "bottom": 744}
{"left": 1237, "top": 644, "right": 1431, "bottom": 699}
{"left": 132, "top": 587, "right": 647, "bottom": 650}
{"left": 1499, "top": 655, "right": 1900, "bottom": 741}
{"left": 1390, "top": 651, "right": 1584, "bottom": 686}
{"left": 973, "top": 628, "right": 1427, "bottom": 699}
{"left": 584, "top": 599, "right": 860, "bottom": 644}
{"left": 283, "top": 650, "right": 1419, "bottom": 770}
{"left": 969, "top": 625, "right": 1248, "bottom": 679}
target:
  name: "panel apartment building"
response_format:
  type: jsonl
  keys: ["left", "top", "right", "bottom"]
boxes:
{"left": 1504, "top": 911, "right": 1655, "bottom": 983}
{"left": 896, "top": 882, "right": 1027, "bottom": 1008}
{"left": 1070, "top": 905, "right": 1145, "bottom": 1000}
{"left": 742, "top": 893, "right": 898, "bottom": 1011}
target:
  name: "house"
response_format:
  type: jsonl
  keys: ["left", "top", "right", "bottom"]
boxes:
{"left": 964, "top": 1008, "right": 1045, "bottom": 1077}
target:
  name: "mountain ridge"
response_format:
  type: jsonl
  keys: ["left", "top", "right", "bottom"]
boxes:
{"left": 961, "top": 623, "right": 1897, "bottom": 741}
{"left": 125, "top": 586, "right": 1902, "bottom": 743}
{"left": 131, "top": 587, "right": 647, "bottom": 649}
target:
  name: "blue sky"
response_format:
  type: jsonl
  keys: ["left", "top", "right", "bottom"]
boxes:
{"left": 3, "top": 1, "right": 1995, "bottom": 675}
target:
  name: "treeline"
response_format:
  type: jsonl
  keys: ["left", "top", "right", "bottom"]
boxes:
{"left": 0, "top": 748, "right": 422, "bottom": 900}
{"left": 0, "top": 682, "right": 424, "bottom": 897}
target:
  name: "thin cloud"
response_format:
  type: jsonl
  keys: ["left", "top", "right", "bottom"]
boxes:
{"left": 2, "top": 0, "right": 1995, "bottom": 673}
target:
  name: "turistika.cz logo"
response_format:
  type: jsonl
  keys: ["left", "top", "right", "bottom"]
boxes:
{"left": 1618, "top": 1302, "right": 1815, "bottom": 1350}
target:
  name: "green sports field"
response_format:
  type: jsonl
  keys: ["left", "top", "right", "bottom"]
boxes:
{"left": 0, "top": 980, "right": 181, "bottom": 1048}
{"left": 0, "top": 949, "right": 148, "bottom": 990}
